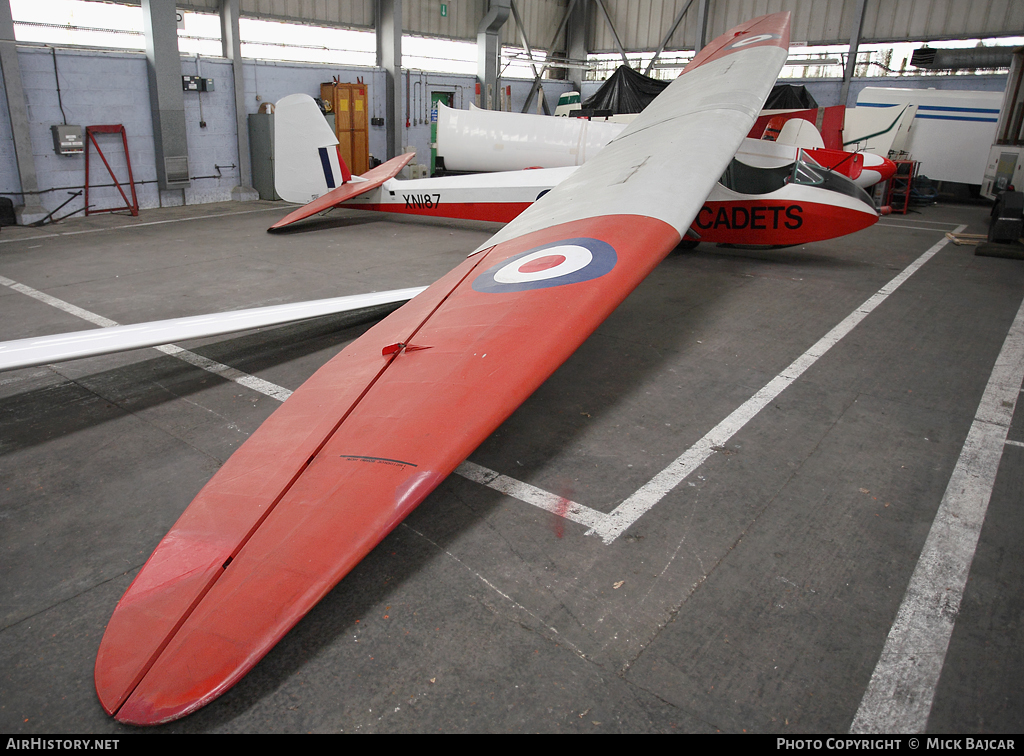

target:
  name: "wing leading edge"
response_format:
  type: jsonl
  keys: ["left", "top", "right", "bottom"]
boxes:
{"left": 95, "top": 13, "right": 792, "bottom": 725}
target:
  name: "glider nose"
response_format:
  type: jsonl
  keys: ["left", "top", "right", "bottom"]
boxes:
{"left": 860, "top": 154, "right": 898, "bottom": 187}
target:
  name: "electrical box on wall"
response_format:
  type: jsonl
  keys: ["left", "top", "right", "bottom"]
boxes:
{"left": 182, "top": 76, "right": 214, "bottom": 92}
{"left": 51, "top": 124, "right": 84, "bottom": 155}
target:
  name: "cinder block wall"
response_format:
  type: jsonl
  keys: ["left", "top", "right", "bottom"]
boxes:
{"left": 0, "top": 44, "right": 573, "bottom": 220}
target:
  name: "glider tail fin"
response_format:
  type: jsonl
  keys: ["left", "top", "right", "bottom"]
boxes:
{"left": 275, "top": 93, "right": 356, "bottom": 203}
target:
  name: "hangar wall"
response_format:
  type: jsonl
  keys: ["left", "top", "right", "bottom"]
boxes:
{"left": 0, "top": 40, "right": 1006, "bottom": 220}
{"left": 0, "top": 0, "right": 1016, "bottom": 220}
{"left": 0, "top": 44, "right": 573, "bottom": 218}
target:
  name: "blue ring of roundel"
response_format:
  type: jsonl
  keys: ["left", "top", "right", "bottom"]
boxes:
{"left": 472, "top": 237, "right": 618, "bottom": 294}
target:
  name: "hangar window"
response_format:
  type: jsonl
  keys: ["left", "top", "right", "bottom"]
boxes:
{"left": 9, "top": 0, "right": 223, "bottom": 55}
{"left": 239, "top": 18, "right": 375, "bottom": 67}
{"left": 9, "top": 0, "right": 146, "bottom": 50}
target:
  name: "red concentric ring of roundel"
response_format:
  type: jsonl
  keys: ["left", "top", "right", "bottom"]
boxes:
{"left": 472, "top": 237, "right": 618, "bottom": 294}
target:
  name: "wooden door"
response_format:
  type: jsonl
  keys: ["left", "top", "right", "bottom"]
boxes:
{"left": 320, "top": 82, "right": 369, "bottom": 175}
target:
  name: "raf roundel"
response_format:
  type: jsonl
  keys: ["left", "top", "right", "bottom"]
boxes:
{"left": 725, "top": 33, "right": 781, "bottom": 50}
{"left": 473, "top": 238, "right": 617, "bottom": 294}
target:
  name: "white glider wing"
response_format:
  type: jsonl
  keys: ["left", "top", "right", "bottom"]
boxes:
{"left": 0, "top": 288, "right": 425, "bottom": 372}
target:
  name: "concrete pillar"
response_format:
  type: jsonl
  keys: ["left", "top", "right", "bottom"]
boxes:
{"left": 0, "top": 0, "right": 47, "bottom": 224}
{"left": 376, "top": 0, "right": 402, "bottom": 159}
{"left": 566, "top": 0, "right": 588, "bottom": 94}
{"left": 141, "top": 0, "right": 190, "bottom": 193}
{"left": 220, "top": 0, "right": 258, "bottom": 201}
{"left": 477, "top": 0, "right": 510, "bottom": 110}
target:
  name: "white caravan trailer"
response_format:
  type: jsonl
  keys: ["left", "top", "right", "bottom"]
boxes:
{"left": 852, "top": 87, "right": 1002, "bottom": 186}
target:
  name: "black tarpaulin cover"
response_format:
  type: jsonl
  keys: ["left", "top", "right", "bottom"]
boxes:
{"left": 763, "top": 84, "right": 818, "bottom": 109}
{"left": 581, "top": 65, "right": 669, "bottom": 114}
{"left": 581, "top": 69, "right": 818, "bottom": 115}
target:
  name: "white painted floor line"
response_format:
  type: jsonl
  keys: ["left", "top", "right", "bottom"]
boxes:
{"left": 586, "top": 225, "right": 967, "bottom": 544}
{"left": 879, "top": 219, "right": 963, "bottom": 227}
{"left": 455, "top": 461, "right": 607, "bottom": 531}
{"left": 0, "top": 275, "right": 295, "bottom": 402}
{"left": 1006, "top": 439, "right": 1024, "bottom": 448}
{"left": 850, "top": 291, "right": 1024, "bottom": 735}
{"left": 877, "top": 223, "right": 969, "bottom": 232}
{"left": 0, "top": 275, "right": 118, "bottom": 327}
{"left": 0, "top": 207, "right": 281, "bottom": 244}
{"left": 155, "top": 344, "right": 295, "bottom": 403}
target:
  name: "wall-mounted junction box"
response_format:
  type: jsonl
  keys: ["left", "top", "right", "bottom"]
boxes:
{"left": 182, "top": 76, "right": 214, "bottom": 92}
{"left": 51, "top": 124, "right": 84, "bottom": 155}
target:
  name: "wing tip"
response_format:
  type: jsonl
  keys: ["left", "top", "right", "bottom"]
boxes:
{"left": 682, "top": 11, "right": 791, "bottom": 75}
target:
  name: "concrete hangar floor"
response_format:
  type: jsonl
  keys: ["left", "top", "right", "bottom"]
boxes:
{"left": 0, "top": 197, "right": 1021, "bottom": 735}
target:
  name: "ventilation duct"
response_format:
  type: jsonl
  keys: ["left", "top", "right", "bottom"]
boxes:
{"left": 911, "top": 46, "right": 1016, "bottom": 70}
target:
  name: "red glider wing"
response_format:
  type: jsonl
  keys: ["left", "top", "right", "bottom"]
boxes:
{"left": 96, "top": 13, "right": 791, "bottom": 725}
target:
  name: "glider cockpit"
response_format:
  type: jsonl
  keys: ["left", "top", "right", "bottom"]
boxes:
{"left": 721, "top": 149, "right": 876, "bottom": 209}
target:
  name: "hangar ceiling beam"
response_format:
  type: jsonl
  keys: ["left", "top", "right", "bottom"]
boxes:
{"left": 375, "top": 0, "right": 402, "bottom": 158}
{"left": 839, "top": 0, "right": 868, "bottom": 108}
{"left": 0, "top": 0, "right": 46, "bottom": 224}
{"left": 142, "top": 0, "right": 190, "bottom": 192}
{"left": 220, "top": 0, "right": 256, "bottom": 201}
{"left": 521, "top": 0, "right": 578, "bottom": 115}
{"left": 696, "top": 0, "right": 711, "bottom": 52}
{"left": 510, "top": 1, "right": 550, "bottom": 114}
{"left": 595, "top": 0, "right": 629, "bottom": 67}
{"left": 643, "top": 0, "right": 697, "bottom": 76}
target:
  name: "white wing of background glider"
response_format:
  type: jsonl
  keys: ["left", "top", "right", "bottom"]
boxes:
{"left": 435, "top": 102, "right": 627, "bottom": 172}
{"left": 0, "top": 288, "right": 425, "bottom": 372}
{"left": 274, "top": 93, "right": 352, "bottom": 204}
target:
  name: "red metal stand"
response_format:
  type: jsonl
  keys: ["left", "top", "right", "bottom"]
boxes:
{"left": 85, "top": 125, "right": 139, "bottom": 216}
{"left": 886, "top": 159, "right": 918, "bottom": 215}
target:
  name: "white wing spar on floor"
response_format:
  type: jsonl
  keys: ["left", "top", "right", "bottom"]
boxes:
{"left": 0, "top": 287, "right": 426, "bottom": 372}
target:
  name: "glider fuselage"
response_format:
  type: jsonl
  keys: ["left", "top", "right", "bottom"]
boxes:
{"left": 340, "top": 151, "right": 878, "bottom": 247}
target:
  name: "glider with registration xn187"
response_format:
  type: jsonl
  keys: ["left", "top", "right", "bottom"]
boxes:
{"left": 86, "top": 14, "right": 794, "bottom": 725}
{"left": 270, "top": 96, "right": 883, "bottom": 247}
